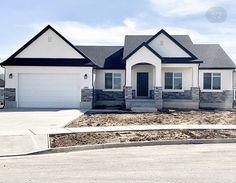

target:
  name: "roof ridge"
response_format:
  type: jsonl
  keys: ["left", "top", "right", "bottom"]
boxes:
{"left": 76, "top": 45, "right": 123, "bottom": 47}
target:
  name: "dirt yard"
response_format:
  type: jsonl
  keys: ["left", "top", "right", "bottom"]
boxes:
{"left": 50, "top": 130, "right": 236, "bottom": 148}
{"left": 66, "top": 110, "right": 236, "bottom": 128}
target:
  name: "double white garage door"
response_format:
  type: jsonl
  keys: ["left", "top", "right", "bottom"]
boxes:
{"left": 18, "top": 74, "right": 81, "bottom": 108}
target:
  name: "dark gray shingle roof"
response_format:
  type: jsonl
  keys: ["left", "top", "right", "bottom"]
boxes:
{"left": 76, "top": 46, "right": 125, "bottom": 69}
{"left": 187, "top": 44, "right": 236, "bottom": 69}
{"left": 123, "top": 34, "right": 235, "bottom": 69}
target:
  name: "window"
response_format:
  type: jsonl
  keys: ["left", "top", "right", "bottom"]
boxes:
{"left": 105, "top": 73, "right": 121, "bottom": 89}
{"left": 165, "top": 72, "right": 182, "bottom": 90}
{"left": 234, "top": 88, "right": 236, "bottom": 100}
{"left": 203, "top": 73, "right": 221, "bottom": 90}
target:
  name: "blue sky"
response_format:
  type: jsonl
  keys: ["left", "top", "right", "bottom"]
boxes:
{"left": 0, "top": 0, "right": 235, "bottom": 68}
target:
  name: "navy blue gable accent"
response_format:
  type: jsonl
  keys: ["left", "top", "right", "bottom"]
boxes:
{"left": 1, "top": 58, "right": 96, "bottom": 67}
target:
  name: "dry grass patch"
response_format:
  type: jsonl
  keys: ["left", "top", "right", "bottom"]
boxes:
{"left": 66, "top": 110, "right": 236, "bottom": 127}
{"left": 50, "top": 130, "right": 236, "bottom": 148}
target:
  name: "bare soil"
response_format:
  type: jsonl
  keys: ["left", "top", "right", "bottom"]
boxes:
{"left": 67, "top": 110, "right": 236, "bottom": 128}
{"left": 50, "top": 130, "right": 236, "bottom": 148}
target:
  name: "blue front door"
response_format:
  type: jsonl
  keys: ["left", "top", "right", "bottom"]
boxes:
{"left": 137, "top": 72, "right": 149, "bottom": 97}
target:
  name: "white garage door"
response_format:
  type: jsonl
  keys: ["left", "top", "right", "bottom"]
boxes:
{"left": 18, "top": 74, "right": 81, "bottom": 108}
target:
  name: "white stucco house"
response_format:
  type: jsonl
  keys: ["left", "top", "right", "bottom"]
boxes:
{"left": 1, "top": 25, "right": 236, "bottom": 111}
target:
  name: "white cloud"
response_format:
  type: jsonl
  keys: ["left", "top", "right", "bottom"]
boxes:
{"left": 148, "top": 0, "right": 230, "bottom": 17}
{"left": 32, "top": 19, "right": 157, "bottom": 46}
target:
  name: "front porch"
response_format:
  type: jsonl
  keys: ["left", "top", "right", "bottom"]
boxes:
{"left": 124, "top": 62, "right": 200, "bottom": 111}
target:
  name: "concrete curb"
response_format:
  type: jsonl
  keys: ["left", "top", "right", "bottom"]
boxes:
{"left": 40, "top": 138, "right": 236, "bottom": 155}
{"left": 0, "top": 149, "right": 50, "bottom": 158}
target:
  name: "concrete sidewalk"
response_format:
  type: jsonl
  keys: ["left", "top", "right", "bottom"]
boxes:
{"left": 31, "top": 124, "right": 236, "bottom": 135}
{"left": 0, "top": 109, "right": 86, "bottom": 156}
{"left": 1, "top": 124, "right": 236, "bottom": 157}
{"left": 0, "top": 134, "right": 49, "bottom": 156}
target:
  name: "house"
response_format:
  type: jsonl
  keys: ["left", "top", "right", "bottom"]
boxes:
{"left": 1, "top": 25, "right": 236, "bottom": 110}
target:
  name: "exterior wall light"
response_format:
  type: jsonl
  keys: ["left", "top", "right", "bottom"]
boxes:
{"left": 84, "top": 74, "right": 88, "bottom": 79}
{"left": 9, "top": 73, "right": 13, "bottom": 79}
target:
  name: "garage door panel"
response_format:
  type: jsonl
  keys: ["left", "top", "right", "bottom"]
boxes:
{"left": 18, "top": 74, "right": 81, "bottom": 108}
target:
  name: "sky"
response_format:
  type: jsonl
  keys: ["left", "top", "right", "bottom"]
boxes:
{"left": 0, "top": 0, "right": 236, "bottom": 73}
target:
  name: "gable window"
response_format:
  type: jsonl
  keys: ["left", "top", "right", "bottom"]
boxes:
{"left": 105, "top": 73, "right": 121, "bottom": 90}
{"left": 165, "top": 72, "right": 182, "bottom": 90}
{"left": 203, "top": 73, "right": 221, "bottom": 90}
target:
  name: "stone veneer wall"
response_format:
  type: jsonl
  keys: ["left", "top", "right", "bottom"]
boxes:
{"left": 4, "top": 88, "right": 16, "bottom": 107}
{"left": 200, "top": 90, "right": 233, "bottom": 109}
{"left": 233, "top": 100, "right": 236, "bottom": 108}
{"left": 94, "top": 90, "right": 124, "bottom": 107}
{"left": 153, "top": 87, "right": 163, "bottom": 109}
{"left": 162, "top": 90, "right": 191, "bottom": 100}
{"left": 81, "top": 88, "right": 93, "bottom": 109}
{"left": 124, "top": 86, "right": 132, "bottom": 109}
{"left": 0, "top": 88, "right": 4, "bottom": 106}
{"left": 95, "top": 90, "right": 124, "bottom": 101}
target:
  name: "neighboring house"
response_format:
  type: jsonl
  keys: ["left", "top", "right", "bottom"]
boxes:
{"left": 0, "top": 78, "right": 4, "bottom": 107}
{"left": 234, "top": 70, "right": 236, "bottom": 107}
{"left": 1, "top": 25, "right": 236, "bottom": 110}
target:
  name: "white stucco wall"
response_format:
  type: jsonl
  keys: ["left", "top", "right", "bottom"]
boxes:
{"left": 94, "top": 69, "right": 125, "bottom": 91}
{"left": 5, "top": 66, "right": 93, "bottom": 105}
{"left": 126, "top": 46, "right": 162, "bottom": 86}
{"left": 161, "top": 67, "right": 193, "bottom": 91}
{"left": 199, "top": 69, "right": 233, "bottom": 91}
{"left": 148, "top": 33, "right": 191, "bottom": 58}
{"left": 16, "top": 29, "right": 84, "bottom": 59}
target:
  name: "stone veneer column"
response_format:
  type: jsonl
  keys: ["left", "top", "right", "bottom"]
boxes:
{"left": 81, "top": 87, "right": 93, "bottom": 109}
{"left": 4, "top": 88, "right": 16, "bottom": 108}
{"left": 191, "top": 87, "right": 200, "bottom": 102}
{"left": 153, "top": 86, "right": 163, "bottom": 109}
{"left": 125, "top": 86, "right": 132, "bottom": 109}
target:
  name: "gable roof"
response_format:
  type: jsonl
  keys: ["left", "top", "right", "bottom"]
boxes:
{"left": 1, "top": 25, "right": 97, "bottom": 67}
{"left": 145, "top": 29, "right": 197, "bottom": 59}
{"left": 123, "top": 42, "right": 162, "bottom": 61}
{"left": 76, "top": 46, "right": 125, "bottom": 69}
{"left": 124, "top": 34, "right": 235, "bottom": 69}
{"left": 1, "top": 26, "right": 235, "bottom": 69}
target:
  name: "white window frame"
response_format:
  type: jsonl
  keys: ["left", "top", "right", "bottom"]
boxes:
{"left": 203, "top": 72, "right": 221, "bottom": 91}
{"left": 104, "top": 72, "right": 122, "bottom": 91}
{"left": 164, "top": 72, "right": 183, "bottom": 91}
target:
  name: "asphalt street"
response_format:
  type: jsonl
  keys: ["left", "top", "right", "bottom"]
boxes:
{"left": 0, "top": 143, "right": 236, "bottom": 183}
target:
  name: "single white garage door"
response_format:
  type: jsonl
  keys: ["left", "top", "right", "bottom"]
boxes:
{"left": 18, "top": 74, "right": 81, "bottom": 108}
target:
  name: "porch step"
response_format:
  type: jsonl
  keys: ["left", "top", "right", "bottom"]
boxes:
{"left": 131, "top": 107, "right": 157, "bottom": 112}
{"left": 131, "top": 99, "right": 156, "bottom": 108}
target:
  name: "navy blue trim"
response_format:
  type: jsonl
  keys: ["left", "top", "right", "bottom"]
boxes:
{"left": 123, "top": 42, "right": 162, "bottom": 61}
{"left": 146, "top": 29, "right": 197, "bottom": 59}
{"left": 1, "top": 25, "right": 97, "bottom": 66}
{"left": 145, "top": 44, "right": 163, "bottom": 59}
{"left": 199, "top": 67, "right": 236, "bottom": 70}
{"left": 1, "top": 58, "right": 97, "bottom": 67}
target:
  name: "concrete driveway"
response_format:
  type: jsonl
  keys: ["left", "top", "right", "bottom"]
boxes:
{"left": 0, "top": 108, "right": 85, "bottom": 135}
